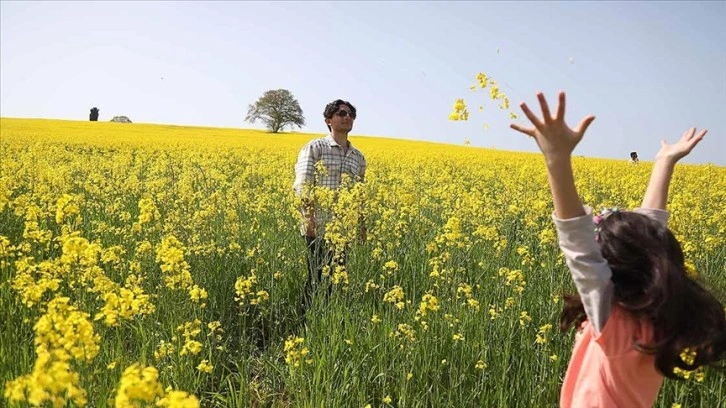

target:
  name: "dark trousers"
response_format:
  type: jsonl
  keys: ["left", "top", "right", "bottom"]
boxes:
{"left": 301, "top": 235, "right": 347, "bottom": 313}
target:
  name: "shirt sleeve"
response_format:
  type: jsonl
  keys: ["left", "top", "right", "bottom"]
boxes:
{"left": 632, "top": 207, "right": 669, "bottom": 227}
{"left": 293, "top": 143, "right": 316, "bottom": 197}
{"left": 552, "top": 206, "right": 614, "bottom": 334}
{"left": 359, "top": 155, "right": 367, "bottom": 182}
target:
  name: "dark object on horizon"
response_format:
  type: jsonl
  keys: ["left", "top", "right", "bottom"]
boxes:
{"left": 90, "top": 107, "right": 99, "bottom": 121}
{"left": 630, "top": 151, "right": 639, "bottom": 164}
{"left": 110, "top": 116, "right": 132, "bottom": 124}
{"left": 245, "top": 89, "right": 306, "bottom": 133}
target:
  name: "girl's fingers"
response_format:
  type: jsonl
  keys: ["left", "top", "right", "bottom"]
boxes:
{"left": 520, "top": 102, "right": 544, "bottom": 130}
{"left": 575, "top": 115, "right": 596, "bottom": 135}
{"left": 686, "top": 127, "right": 696, "bottom": 140}
{"left": 510, "top": 123, "right": 536, "bottom": 138}
{"left": 537, "top": 92, "right": 553, "bottom": 123}
{"left": 682, "top": 127, "right": 697, "bottom": 142}
{"left": 555, "top": 92, "right": 566, "bottom": 122}
{"left": 689, "top": 129, "right": 707, "bottom": 148}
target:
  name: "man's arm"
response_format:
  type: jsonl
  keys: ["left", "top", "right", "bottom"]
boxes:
{"left": 293, "top": 143, "right": 317, "bottom": 237}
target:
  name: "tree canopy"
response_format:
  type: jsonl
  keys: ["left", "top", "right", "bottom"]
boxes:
{"left": 245, "top": 89, "right": 305, "bottom": 133}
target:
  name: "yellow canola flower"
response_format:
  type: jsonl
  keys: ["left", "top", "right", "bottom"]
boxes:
{"left": 235, "top": 271, "right": 263, "bottom": 306}
{"left": 156, "top": 391, "right": 200, "bottom": 408}
{"left": 519, "top": 311, "right": 532, "bottom": 327}
{"left": 94, "top": 285, "right": 156, "bottom": 327}
{"left": 4, "top": 346, "right": 88, "bottom": 407}
{"left": 114, "top": 364, "right": 164, "bottom": 408}
{"left": 196, "top": 359, "right": 213, "bottom": 373}
{"left": 536, "top": 323, "right": 553, "bottom": 345}
{"left": 684, "top": 260, "right": 699, "bottom": 279}
{"left": 332, "top": 264, "right": 349, "bottom": 286}
{"left": 188, "top": 284, "right": 208, "bottom": 306}
{"left": 476, "top": 72, "right": 488, "bottom": 88}
{"left": 284, "top": 336, "right": 311, "bottom": 369}
{"left": 155, "top": 235, "right": 194, "bottom": 290}
{"left": 34, "top": 296, "right": 100, "bottom": 362}
{"left": 55, "top": 194, "right": 81, "bottom": 225}
{"left": 449, "top": 98, "right": 469, "bottom": 121}
{"left": 154, "top": 340, "right": 175, "bottom": 360}
{"left": 418, "top": 293, "right": 440, "bottom": 316}
{"left": 114, "top": 363, "right": 200, "bottom": 408}
{"left": 179, "top": 340, "right": 202, "bottom": 356}
{"left": 11, "top": 258, "right": 62, "bottom": 308}
{"left": 60, "top": 236, "right": 102, "bottom": 267}
{"left": 383, "top": 286, "right": 406, "bottom": 310}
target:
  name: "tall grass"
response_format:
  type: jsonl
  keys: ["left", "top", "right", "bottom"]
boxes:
{"left": 1, "top": 118, "right": 724, "bottom": 407}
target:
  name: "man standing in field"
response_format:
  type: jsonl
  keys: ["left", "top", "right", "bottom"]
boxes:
{"left": 292, "top": 99, "right": 367, "bottom": 316}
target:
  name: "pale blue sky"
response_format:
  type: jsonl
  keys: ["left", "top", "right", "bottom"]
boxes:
{"left": 2, "top": 1, "right": 724, "bottom": 165}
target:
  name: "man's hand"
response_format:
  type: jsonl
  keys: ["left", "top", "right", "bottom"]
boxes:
{"left": 305, "top": 217, "right": 316, "bottom": 238}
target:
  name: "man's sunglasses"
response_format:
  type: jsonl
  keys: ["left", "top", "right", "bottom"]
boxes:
{"left": 335, "top": 110, "right": 356, "bottom": 119}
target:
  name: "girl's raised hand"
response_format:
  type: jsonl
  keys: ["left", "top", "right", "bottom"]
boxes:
{"left": 655, "top": 127, "right": 707, "bottom": 164}
{"left": 511, "top": 91, "right": 596, "bottom": 161}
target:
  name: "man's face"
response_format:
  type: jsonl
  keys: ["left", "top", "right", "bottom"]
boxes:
{"left": 327, "top": 104, "right": 355, "bottom": 133}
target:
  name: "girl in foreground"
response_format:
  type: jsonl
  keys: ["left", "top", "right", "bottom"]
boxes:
{"left": 510, "top": 91, "right": 725, "bottom": 407}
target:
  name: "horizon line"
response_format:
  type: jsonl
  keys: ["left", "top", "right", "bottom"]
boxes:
{"left": 1, "top": 116, "right": 723, "bottom": 168}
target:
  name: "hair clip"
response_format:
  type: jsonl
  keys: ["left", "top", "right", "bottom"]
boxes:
{"left": 594, "top": 207, "right": 619, "bottom": 239}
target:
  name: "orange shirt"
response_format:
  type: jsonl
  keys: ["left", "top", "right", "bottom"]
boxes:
{"left": 560, "top": 305, "right": 664, "bottom": 408}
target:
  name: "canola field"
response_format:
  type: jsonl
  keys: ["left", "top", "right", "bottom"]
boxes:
{"left": 1, "top": 118, "right": 724, "bottom": 407}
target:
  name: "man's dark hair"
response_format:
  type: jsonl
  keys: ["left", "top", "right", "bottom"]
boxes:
{"left": 323, "top": 99, "right": 356, "bottom": 131}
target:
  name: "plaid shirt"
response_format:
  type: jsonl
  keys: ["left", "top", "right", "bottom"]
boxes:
{"left": 293, "top": 134, "right": 367, "bottom": 236}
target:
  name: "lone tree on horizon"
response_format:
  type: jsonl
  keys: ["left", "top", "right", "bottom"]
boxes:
{"left": 245, "top": 89, "right": 305, "bottom": 133}
{"left": 90, "top": 107, "right": 100, "bottom": 121}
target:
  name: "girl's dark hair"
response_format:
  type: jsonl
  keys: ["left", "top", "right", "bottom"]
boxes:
{"left": 323, "top": 99, "right": 356, "bottom": 131}
{"left": 560, "top": 211, "right": 726, "bottom": 378}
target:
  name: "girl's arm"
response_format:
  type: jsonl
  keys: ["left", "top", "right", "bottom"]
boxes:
{"left": 510, "top": 92, "right": 594, "bottom": 219}
{"left": 544, "top": 156, "right": 585, "bottom": 219}
{"left": 511, "top": 92, "right": 613, "bottom": 333}
{"left": 641, "top": 128, "right": 707, "bottom": 211}
{"left": 641, "top": 160, "right": 676, "bottom": 211}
